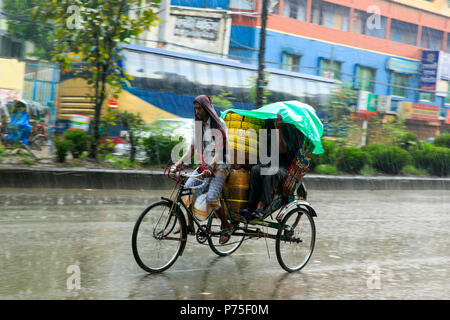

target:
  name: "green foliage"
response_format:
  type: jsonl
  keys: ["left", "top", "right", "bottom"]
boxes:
{"left": 53, "top": 136, "right": 69, "bottom": 163}
{"left": 433, "top": 133, "right": 450, "bottom": 149}
{"left": 64, "top": 130, "right": 90, "bottom": 159}
{"left": 401, "top": 165, "right": 428, "bottom": 176}
{"left": 359, "top": 165, "right": 377, "bottom": 176}
{"left": 325, "top": 82, "right": 358, "bottom": 138}
{"left": 371, "top": 146, "right": 412, "bottom": 175}
{"left": 314, "top": 164, "right": 339, "bottom": 175}
{"left": 368, "top": 117, "right": 407, "bottom": 146}
{"left": 110, "top": 110, "right": 145, "bottom": 162}
{"left": 33, "top": 0, "right": 160, "bottom": 158}
{"left": 310, "top": 139, "right": 340, "bottom": 170}
{"left": 361, "top": 142, "right": 385, "bottom": 166}
{"left": 337, "top": 147, "right": 369, "bottom": 174}
{"left": 19, "top": 153, "right": 36, "bottom": 165}
{"left": 142, "top": 135, "right": 183, "bottom": 166}
{"left": 395, "top": 131, "right": 420, "bottom": 152}
{"left": 3, "top": 0, "right": 55, "bottom": 60}
{"left": 211, "top": 90, "right": 235, "bottom": 110}
{"left": 413, "top": 143, "right": 449, "bottom": 177}
{"left": 246, "top": 73, "right": 271, "bottom": 106}
{"left": 0, "top": 146, "right": 6, "bottom": 156}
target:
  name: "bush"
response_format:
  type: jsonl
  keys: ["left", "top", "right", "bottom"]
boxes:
{"left": 413, "top": 144, "right": 449, "bottom": 176}
{"left": 433, "top": 133, "right": 450, "bottom": 149}
{"left": 337, "top": 147, "right": 369, "bottom": 174}
{"left": 310, "top": 139, "right": 341, "bottom": 170}
{"left": 54, "top": 137, "right": 69, "bottom": 163}
{"left": 142, "top": 135, "right": 183, "bottom": 165}
{"left": 64, "top": 130, "right": 90, "bottom": 159}
{"left": 314, "top": 164, "right": 339, "bottom": 175}
{"left": 360, "top": 165, "right": 377, "bottom": 176}
{"left": 371, "top": 146, "right": 411, "bottom": 174}
{"left": 395, "top": 132, "right": 420, "bottom": 152}
{"left": 401, "top": 165, "right": 428, "bottom": 176}
{"left": 361, "top": 143, "right": 383, "bottom": 165}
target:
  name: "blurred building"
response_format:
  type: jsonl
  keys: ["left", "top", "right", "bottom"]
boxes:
{"left": 0, "top": 0, "right": 26, "bottom": 59}
{"left": 169, "top": 0, "right": 450, "bottom": 139}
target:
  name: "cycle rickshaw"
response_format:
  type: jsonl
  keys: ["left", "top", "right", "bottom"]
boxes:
{"left": 132, "top": 101, "right": 324, "bottom": 273}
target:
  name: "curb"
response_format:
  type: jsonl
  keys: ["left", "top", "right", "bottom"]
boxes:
{"left": 0, "top": 166, "right": 449, "bottom": 190}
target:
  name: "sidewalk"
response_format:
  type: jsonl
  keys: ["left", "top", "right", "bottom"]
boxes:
{"left": 0, "top": 165, "right": 449, "bottom": 190}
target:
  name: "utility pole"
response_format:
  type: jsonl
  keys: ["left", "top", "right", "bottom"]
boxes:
{"left": 256, "top": 0, "right": 269, "bottom": 109}
{"left": 158, "top": 0, "right": 170, "bottom": 48}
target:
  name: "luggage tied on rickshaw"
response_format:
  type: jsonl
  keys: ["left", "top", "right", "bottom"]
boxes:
{"left": 221, "top": 101, "right": 324, "bottom": 210}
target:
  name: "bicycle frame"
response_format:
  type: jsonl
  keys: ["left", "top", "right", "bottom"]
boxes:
{"left": 161, "top": 166, "right": 308, "bottom": 244}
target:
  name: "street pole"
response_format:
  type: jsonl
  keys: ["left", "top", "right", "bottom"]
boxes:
{"left": 256, "top": 0, "right": 269, "bottom": 109}
{"left": 158, "top": 0, "right": 170, "bottom": 48}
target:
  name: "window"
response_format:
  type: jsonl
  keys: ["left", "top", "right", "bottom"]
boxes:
{"left": 282, "top": 53, "right": 301, "bottom": 72}
{"left": 269, "top": 0, "right": 280, "bottom": 14}
{"left": 421, "top": 27, "right": 443, "bottom": 51}
{"left": 447, "top": 34, "right": 450, "bottom": 52}
{"left": 419, "top": 92, "right": 434, "bottom": 102}
{"left": 390, "top": 19, "right": 418, "bottom": 46}
{"left": 351, "top": 9, "right": 387, "bottom": 39}
{"left": 229, "top": 0, "right": 255, "bottom": 10}
{"left": 283, "top": 0, "right": 307, "bottom": 21}
{"left": 311, "top": 1, "right": 349, "bottom": 31}
{"left": 391, "top": 73, "right": 409, "bottom": 97}
{"left": 320, "top": 59, "right": 341, "bottom": 80}
{"left": 356, "top": 66, "right": 375, "bottom": 92}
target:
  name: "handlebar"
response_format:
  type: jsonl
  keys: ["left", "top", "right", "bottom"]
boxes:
{"left": 164, "top": 163, "right": 214, "bottom": 184}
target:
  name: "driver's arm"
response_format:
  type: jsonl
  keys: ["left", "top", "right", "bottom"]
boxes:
{"left": 175, "top": 144, "right": 194, "bottom": 167}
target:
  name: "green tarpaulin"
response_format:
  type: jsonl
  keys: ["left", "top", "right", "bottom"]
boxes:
{"left": 221, "top": 100, "right": 324, "bottom": 155}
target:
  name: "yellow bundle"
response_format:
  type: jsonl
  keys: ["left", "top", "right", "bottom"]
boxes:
{"left": 224, "top": 112, "right": 266, "bottom": 167}
{"left": 228, "top": 134, "right": 258, "bottom": 148}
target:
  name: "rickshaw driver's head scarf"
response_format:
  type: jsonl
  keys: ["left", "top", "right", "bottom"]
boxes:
{"left": 193, "top": 95, "right": 228, "bottom": 165}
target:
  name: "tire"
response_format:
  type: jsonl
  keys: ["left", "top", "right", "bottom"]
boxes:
{"left": 132, "top": 201, "right": 187, "bottom": 273}
{"left": 206, "top": 214, "right": 245, "bottom": 256}
{"left": 275, "top": 208, "right": 316, "bottom": 272}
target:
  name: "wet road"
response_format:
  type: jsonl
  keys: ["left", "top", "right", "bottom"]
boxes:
{"left": 0, "top": 188, "right": 448, "bottom": 300}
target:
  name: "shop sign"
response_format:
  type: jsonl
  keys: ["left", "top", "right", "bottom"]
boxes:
{"left": 70, "top": 114, "right": 90, "bottom": 131}
{"left": 357, "top": 90, "right": 378, "bottom": 112}
{"left": 419, "top": 50, "right": 439, "bottom": 90}
{"left": 377, "top": 95, "right": 391, "bottom": 113}
{"left": 446, "top": 109, "right": 450, "bottom": 125}
{"left": 440, "top": 52, "right": 450, "bottom": 81}
{"left": 398, "top": 102, "right": 439, "bottom": 121}
{"left": 386, "top": 57, "right": 420, "bottom": 74}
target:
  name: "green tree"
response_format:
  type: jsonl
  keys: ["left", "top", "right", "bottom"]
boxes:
{"left": 113, "top": 110, "right": 145, "bottom": 162}
{"left": 3, "top": 0, "right": 55, "bottom": 60}
{"left": 325, "top": 81, "right": 358, "bottom": 139}
{"left": 33, "top": 0, "right": 160, "bottom": 159}
{"left": 247, "top": 73, "right": 271, "bottom": 107}
{"left": 211, "top": 89, "right": 235, "bottom": 111}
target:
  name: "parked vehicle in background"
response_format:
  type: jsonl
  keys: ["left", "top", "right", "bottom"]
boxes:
{"left": 113, "top": 118, "right": 194, "bottom": 162}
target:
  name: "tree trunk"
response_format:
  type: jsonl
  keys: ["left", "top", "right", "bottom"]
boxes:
{"left": 90, "top": 66, "right": 107, "bottom": 159}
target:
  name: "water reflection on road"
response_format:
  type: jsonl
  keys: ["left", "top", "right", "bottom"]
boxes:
{"left": 0, "top": 188, "right": 448, "bottom": 300}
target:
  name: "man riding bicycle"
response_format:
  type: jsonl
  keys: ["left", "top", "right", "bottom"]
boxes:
{"left": 172, "top": 95, "right": 233, "bottom": 245}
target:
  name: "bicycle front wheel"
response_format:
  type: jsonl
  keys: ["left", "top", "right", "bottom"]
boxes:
{"left": 207, "top": 214, "right": 245, "bottom": 256}
{"left": 132, "top": 201, "right": 187, "bottom": 273}
{"left": 275, "top": 208, "right": 316, "bottom": 272}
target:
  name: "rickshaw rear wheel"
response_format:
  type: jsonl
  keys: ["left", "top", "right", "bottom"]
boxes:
{"left": 275, "top": 208, "right": 315, "bottom": 272}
